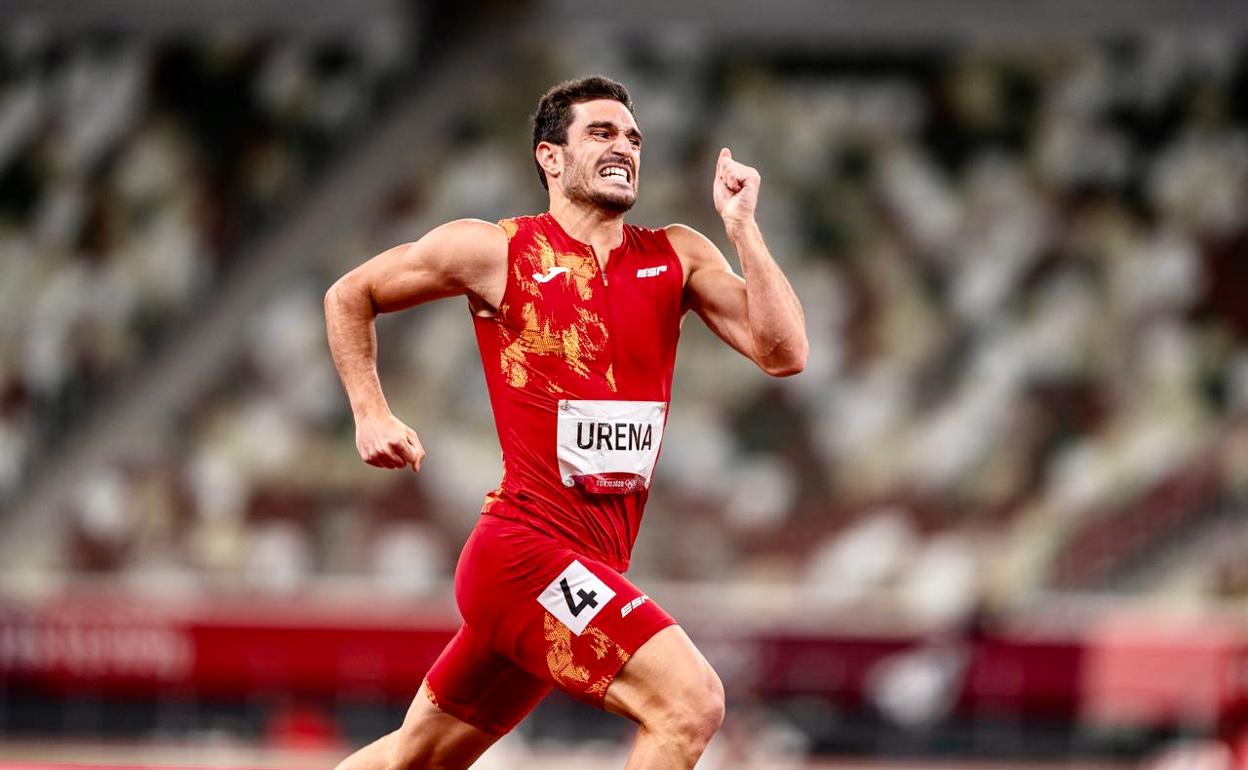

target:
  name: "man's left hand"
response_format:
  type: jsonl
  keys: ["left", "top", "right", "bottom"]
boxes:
{"left": 712, "top": 147, "right": 760, "bottom": 235}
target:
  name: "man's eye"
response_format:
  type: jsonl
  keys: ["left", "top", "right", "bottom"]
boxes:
{"left": 629, "top": 138, "right": 641, "bottom": 148}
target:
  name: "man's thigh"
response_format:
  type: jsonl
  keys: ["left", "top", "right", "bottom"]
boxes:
{"left": 601, "top": 625, "right": 723, "bottom": 724}
{"left": 423, "top": 624, "right": 553, "bottom": 736}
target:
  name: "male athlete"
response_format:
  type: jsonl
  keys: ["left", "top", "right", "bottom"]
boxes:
{"left": 325, "top": 76, "right": 807, "bottom": 770}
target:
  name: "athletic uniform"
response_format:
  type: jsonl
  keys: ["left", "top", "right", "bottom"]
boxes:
{"left": 423, "top": 212, "right": 685, "bottom": 734}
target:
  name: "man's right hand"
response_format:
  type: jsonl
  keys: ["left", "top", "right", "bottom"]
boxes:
{"left": 355, "top": 413, "right": 425, "bottom": 472}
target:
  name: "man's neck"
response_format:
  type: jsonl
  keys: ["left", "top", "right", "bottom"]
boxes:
{"left": 548, "top": 198, "right": 625, "bottom": 267}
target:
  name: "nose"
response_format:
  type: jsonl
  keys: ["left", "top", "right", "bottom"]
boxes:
{"left": 610, "top": 134, "right": 635, "bottom": 157}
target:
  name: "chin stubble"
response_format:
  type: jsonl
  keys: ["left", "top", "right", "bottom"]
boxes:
{"left": 561, "top": 152, "right": 636, "bottom": 213}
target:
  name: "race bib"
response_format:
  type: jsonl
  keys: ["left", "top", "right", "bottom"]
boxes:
{"left": 556, "top": 399, "right": 666, "bottom": 494}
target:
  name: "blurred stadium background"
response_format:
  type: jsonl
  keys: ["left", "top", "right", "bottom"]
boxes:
{"left": 2, "top": 0, "right": 1247, "bottom": 768}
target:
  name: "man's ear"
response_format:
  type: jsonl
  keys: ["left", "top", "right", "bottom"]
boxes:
{"left": 536, "top": 142, "right": 562, "bottom": 184}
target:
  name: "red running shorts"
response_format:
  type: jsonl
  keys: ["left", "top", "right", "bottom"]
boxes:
{"left": 423, "top": 513, "right": 676, "bottom": 735}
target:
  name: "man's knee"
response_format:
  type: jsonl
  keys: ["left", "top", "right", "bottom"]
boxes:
{"left": 332, "top": 727, "right": 428, "bottom": 770}
{"left": 644, "top": 665, "right": 725, "bottom": 750}
{"left": 605, "top": 626, "right": 727, "bottom": 753}
{"left": 331, "top": 730, "right": 412, "bottom": 770}
{"left": 386, "top": 722, "right": 424, "bottom": 770}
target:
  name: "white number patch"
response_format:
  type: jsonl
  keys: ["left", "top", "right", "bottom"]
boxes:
{"left": 538, "top": 560, "right": 616, "bottom": 635}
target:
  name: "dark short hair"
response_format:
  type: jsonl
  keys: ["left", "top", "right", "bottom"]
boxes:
{"left": 531, "top": 75, "right": 634, "bottom": 190}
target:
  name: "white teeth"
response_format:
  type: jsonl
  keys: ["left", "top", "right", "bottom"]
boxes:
{"left": 600, "top": 167, "right": 628, "bottom": 181}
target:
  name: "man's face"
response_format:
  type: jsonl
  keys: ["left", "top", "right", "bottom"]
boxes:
{"left": 557, "top": 99, "right": 642, "bottom": 213}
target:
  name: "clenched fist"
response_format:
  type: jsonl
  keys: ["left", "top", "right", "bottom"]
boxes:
{"left": 355, "top": 412, "right": 425, "bottom": 472}
{"left": 712, "top": 147, "right": 761, "bottom": 234}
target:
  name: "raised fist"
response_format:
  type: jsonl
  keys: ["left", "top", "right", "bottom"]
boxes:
{"left": 712, "top": 147, "right": 761, "bottom": 232}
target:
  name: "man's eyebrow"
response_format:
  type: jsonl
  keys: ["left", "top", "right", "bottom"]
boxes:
{"left": 584, "top": 121, "right": 644, "bottom": 143}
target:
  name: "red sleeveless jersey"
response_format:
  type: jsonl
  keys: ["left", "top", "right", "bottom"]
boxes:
{"left": 471, "top": 212, "right": 684, "bottom": 571}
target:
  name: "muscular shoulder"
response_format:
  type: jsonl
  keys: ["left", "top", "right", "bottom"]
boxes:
{"left": 423, "top": 219, "right": 509, "bottom": 308}
{"left": 346, "top": 218, "right": 508, "bottom": 314}
{"left": 664, "top": 223, "right": 725, "bottom": 278}
{"left": 429, "top": 218, "right": 509, "bottom": 268}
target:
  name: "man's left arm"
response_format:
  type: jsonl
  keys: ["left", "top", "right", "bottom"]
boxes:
{"left": 667, "top": 148, "right": 808, "bottom": 377}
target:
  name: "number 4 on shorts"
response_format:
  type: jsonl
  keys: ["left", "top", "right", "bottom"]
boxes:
{"left": 560, "top": 577, "right": 599, "bottom": 616}
{"left": 539, "top": 560, "right": 616, "bottom": 635}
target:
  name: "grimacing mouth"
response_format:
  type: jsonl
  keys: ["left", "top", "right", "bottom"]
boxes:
{"left": 597, "top": 160, "right": 633, "bottom": 184}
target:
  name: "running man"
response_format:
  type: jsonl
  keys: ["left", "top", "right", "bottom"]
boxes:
{"left": 325, "top": 76, "right": 807, "bottom": 770}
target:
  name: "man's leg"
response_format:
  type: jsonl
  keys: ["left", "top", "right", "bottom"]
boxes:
{"left": 335, "top": 624, "right": 551, "bottom": 770}
{"left": 603, "top": 625, "right": 726, "bottom": 770}
{"left": 333, "top": 681, "right": 499, "bottom": 770}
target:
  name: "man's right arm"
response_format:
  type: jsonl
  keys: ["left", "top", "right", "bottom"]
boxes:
{"left": 323, "top": 218, "right": 507, "bottom": 471}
